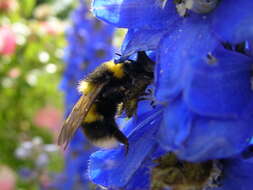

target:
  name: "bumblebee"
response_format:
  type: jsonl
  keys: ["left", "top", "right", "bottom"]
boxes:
{"left": 58, "top": 52, "right": 155, "bottom": 152}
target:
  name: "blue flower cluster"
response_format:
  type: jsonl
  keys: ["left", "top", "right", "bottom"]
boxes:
{"left": 59, "top": 0, "right": 114, "bottom": 189}
{"left": 87, "top": 0, "right": 253, "bottom": 189}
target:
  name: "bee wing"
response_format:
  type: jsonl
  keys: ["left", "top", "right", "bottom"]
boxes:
{"left": 57, "top": 83, "right": 106, "bottom": 149}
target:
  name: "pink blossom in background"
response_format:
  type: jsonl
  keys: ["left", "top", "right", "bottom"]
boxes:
{"left": 34, "top": 106, "right": 63, "bottom": 137}
{"left": 8, "top": 67, "right": 21, "bottom": 78}
{"left": 0, "top": 26, "right": 16, "bottom": 55}
{"left": 0, "top": 0, "right": 18, "bottom": 12}
{"left": 39, "top": 21, "right": 65, "bottom": 35}
{"left": 0, "top": 166, "right": 16, "bottom": 190}
{"left": 39, "top": 172, "right": 51, "bottom": 188}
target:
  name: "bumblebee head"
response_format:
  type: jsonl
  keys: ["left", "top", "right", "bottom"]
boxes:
{"left": 136, "top": 51, "right": 155, "bottom": 73}
{"left": 114, "top": 51, "right": 155, "bottom": 74}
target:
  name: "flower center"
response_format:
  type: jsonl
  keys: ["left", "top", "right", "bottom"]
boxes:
{"left": 152, "top": 153, "right": 223, "bottom": 190}
{"left": 174, "top": 0, "right": 220, "bottom": 17}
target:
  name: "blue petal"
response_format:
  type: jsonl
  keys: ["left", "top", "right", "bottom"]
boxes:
{"left": 156, "top": 98, "right": 193, "bottom": 151}
{"left": 184, "top": 47, "right": 253, "bottom": 118}
{"left": 155, "top": 17, "right": 218, "bottom": 102}
{"left": 157, "top": 99, "right": 253, "bottom": 162}
{"left": 124, "top": 161, "right": 152, "bottom": 190}
{"left": 121, "top": 29, "right": 168, "bottom": 57}
{"left": 88, "top": 109, "right": 162, "bottom": 188}
{"left": 212, "top": 0, "right": 253, "bottom": 43}
{"left": 92, "top": 0, "right": 179, "bottom": 29}
{"left": 175, "top": 116, "right": 253, "bottom": 162}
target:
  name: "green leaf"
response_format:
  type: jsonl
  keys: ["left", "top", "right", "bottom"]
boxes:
{"left": 20, "top": 0, "right": 36, "bottom": 18}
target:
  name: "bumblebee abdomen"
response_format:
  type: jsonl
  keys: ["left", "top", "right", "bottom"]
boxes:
{"left": 82, "top": 120, "right": 114, "bottom": 139}
{"left": 81, "top": 119, "right": 128, "bottom": 149}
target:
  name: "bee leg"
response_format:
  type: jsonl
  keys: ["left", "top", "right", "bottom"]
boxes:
{"left": 138, "top": 96, "right": 156, "bottom": 106}
{"left": 145, "top": 88, "right": 153, "bottom": 96}
{"left": 151, "top": 100, "right": 168, "bottom": 108}
{"left": 138, "top": 97, "right": 153, "bottom": 102}
{"left": 138, "top": 88, "right": 154, "bottom": 100}
{"left": 138, "top": 88, "right": 166, "bottom": 108}
{"left": 150, "top": 99, "right": 158, "bottom": 108}
{"left": 113, "top": 128, "right": 129, "bottom": 155}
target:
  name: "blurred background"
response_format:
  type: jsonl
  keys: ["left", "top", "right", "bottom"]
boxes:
{"left": 0, "top": 0, "right": 123, "bottom": 189}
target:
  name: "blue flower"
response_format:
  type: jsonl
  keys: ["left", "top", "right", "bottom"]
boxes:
{"left": 87, "top": 0, "right": 253, "bottom": 189}
{"left": 91, "top": 0, "right": 253, "bottom": 162}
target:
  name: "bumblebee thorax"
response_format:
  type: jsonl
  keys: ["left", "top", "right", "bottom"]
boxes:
{"left": 104, "top": 61, "right": 125, "bottom": 79}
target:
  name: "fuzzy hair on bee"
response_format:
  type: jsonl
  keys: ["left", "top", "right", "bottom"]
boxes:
{"left": 57, "top": 52, "right": 155, "bottom": 153}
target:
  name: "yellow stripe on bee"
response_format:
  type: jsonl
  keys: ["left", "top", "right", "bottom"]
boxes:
{"left": 104, "top": 61, "right": 124, "bottom": 79}
{"left": 84, "top": 104, "right": 104, "bottom": 123}
{"left": 78, "top": 80, "right": 94, "bottom": 94}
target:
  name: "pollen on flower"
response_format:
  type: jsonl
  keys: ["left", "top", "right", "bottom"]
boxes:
{"left": 151, "top": 153, "right": 223, "bottom": 190}
{"left": 175, "top": 0, "right": 219, "bottom": 17}
{"left": 206, "top": 53, "right": 217, "bottom": 65}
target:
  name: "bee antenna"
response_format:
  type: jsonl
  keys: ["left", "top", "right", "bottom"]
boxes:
{"left": 114, "top": 53, "right": 125, "bottom": 64}
{"left": 114, "top": 54, "right": 134, "bottom": 64}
